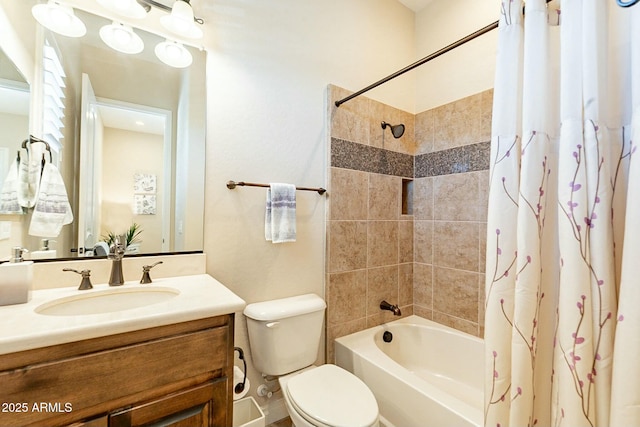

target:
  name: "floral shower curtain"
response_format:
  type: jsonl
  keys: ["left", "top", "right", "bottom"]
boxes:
{"left": 484, "top": 0, "right": 640, "bottom": 426}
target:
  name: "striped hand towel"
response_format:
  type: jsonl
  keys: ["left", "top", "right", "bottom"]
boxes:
{"left": 0, "top": 160, "right": 23, "bottom": 214}
{"left": 265, "top": 183, "right": 296, "bottom": 243}
{"left": 28, "top": 163, "right": 73, "bottom": 237}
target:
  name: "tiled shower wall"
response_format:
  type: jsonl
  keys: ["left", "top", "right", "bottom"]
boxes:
{"left": 412, "top": 90, "right": 492, "bottom": 337}
{"left": 326, "top": 85, "right": 492, "bottom": 360}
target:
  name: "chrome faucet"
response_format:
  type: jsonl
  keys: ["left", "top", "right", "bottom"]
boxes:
{"left": 380, "top": 300, "right": 402, "bottom": 316}
{"left": 108, "top": 236, "right": 126, "bottom": 286}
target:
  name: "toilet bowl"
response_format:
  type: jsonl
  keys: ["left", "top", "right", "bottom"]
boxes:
{"left": 279, "top": 365, "right": 379, "bottom": 427}
{"left": 243, "top": 294, "right": 380, "bottom": 427}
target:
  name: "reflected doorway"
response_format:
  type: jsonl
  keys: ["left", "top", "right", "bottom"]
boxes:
{"left": 78, "top": 73, "right": 172, "bottom": 255}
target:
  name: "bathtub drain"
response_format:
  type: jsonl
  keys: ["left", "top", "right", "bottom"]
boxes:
{"left": 383, "top": 331, "right": 393, "bottom": 342}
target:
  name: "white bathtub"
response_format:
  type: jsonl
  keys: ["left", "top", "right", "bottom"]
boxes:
{"left": 334, "top": 315, "right": 483, "bottom": 427}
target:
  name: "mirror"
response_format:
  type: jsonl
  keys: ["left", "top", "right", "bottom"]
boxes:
{"left": 0, "top": 47, "right": 30, "bottom": 258}
{"left": 0, "top": 0, "right": 206, "bottom": 260}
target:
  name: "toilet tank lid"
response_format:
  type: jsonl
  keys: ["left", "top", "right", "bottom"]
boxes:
{"left": 243, "top": 293, "right": 326, "bottom": 321}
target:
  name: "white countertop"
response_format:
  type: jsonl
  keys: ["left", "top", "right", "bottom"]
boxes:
{"left": 0, "top": 274, "right": 246, "bottom": 355}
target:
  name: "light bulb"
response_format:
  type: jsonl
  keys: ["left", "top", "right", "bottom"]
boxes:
{"left": 165, "top": 43, "right": 182, "bottom": 60}
{"left": 113, "top": 26, "right": 132, "bottom": 45}
{"left": 49, "top": 6, "right": 72, "bottom": 27}
{"left": 31, "top": 1, "right": 87, "bottom": 38}
{"left": 99, "top": 22, "right": 144, "bottom": 54}
{"left": 154, "top": 40, "right": 192, "bottom": 68}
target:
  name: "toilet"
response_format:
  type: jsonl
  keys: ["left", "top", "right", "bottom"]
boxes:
{"left": 243, "top": 294, "right": 379, "bottom": 427}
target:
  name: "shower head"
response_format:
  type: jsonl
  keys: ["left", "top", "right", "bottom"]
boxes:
{"left": 381, "top": 121, "right": 405, "bottom": 138}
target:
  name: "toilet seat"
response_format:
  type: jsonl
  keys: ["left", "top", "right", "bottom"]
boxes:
{"left": 285, "top": 364, "right": 378, "bottom": 427}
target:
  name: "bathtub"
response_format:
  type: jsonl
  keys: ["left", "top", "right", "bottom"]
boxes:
{"left": 334, "top": 315, "right": 483, "bottom": 427}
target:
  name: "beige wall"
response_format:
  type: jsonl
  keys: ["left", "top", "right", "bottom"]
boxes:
{"left": 204, "top": 0, "right": 417, "bottom": 421}
{"left": 415, "top": 0, "right": 499, "bottom": 112}
{"left": 101, "top": 127, "right": 164, "bottom": 253}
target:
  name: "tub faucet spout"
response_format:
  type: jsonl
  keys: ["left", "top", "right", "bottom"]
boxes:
{"left": 380, "top": 300, "right": 401, "bottom": 316}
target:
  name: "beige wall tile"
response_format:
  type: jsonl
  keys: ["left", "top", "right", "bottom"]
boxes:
{"left": 456, "top": 93, "right": 483, "bottom": 146}
{"left": 367, "top": 221, "right": 399, "bottom": 267}
{"left": 414, "top": 305, "right": 433, "bottom": 319}
{"left": 434, "top": 172, "right": 479, "bottom": 221}
{"left": 330, "top": 85, "right": 371, "bottom": 144}
{"left": 399, "top": 220, "right": 414, "bottom": 263}
{"left": 327, "top": 318, "right": 367, "bottom": 363}
{"left": 478, "top": 273, "right": 486, "bottom": 332}
{"left": 433, "top": 221, "right": 479, "bottom": 271}
{"left": 413, "top": 262, "right": 433, "bottom": 308}
{"left": 433, "top": 267, "right": 480, "bottom": 322}
{"left": 480, "top": 89, "right": 494, "bottom": 143}
{"left": 413, "top": 177, "right": 433, "bottom": 220}
{"left": 330, "top": 167, "right": 369, "bottom": 220}
{"left": 433, "top": 93, "right": 483, "bottom": 151}
{"left": 414, "top": 220, "right": 433, "bottom": 264}
{"left": 477, "top": 170, "right": 490, "bottom": 222}
{"left": 328, "top": 270, "right": 367, "bottom": 325}
{"left": 366, "top": 265, "right": 399, "bottom": 316}
{"left": 369, "top": 173, "right": 400, "bottom": 220}
{"left": 415, "top": 109, "right": 434, "bottom": 155}
{"left": 399, "top": 262, "right": 413, "bottom": 307}
{"left": 432, "top": 311, "right": 479, "bottom": 336}
{"left": 479, "top": 222, "right": 487, "bottom": 274}
{"left": 329, "top": 221, "right": 367, "bottom": 272}
{"left": 366, "top": 308, "right": 411, "bottom": 328}
{"left": 433, "top": 102, "right": 454, "bottom": 151}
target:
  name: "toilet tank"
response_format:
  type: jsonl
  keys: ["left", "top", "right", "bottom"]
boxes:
{"left": 244, "top": 294, "right": 326, "bottom": 376}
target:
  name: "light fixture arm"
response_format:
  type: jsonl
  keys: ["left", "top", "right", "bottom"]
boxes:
{"left": 137, "top": 0, "right": 204, "bottom": 24}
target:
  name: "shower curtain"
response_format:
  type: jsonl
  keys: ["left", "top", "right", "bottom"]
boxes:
{"left": 484, "top": 0, "right": 640, "bottom": 426}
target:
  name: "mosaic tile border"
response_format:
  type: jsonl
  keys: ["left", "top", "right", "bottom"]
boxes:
{"left": 331, "top": 138, "right": 414, "bottom": 178}
{"left": 331, "top": 138, "right": 491, "bottom": 178}
{"left": 415, "top": 141, "right": 490, "bottom": 178}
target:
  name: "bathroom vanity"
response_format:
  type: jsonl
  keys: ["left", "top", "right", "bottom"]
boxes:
{"left": 0, "top": 274, "right": 245, "bottom": 427}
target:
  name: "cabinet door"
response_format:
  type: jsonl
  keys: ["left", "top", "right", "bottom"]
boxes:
{"left": 108, "top": 380, "right": 228, "bottom": 427}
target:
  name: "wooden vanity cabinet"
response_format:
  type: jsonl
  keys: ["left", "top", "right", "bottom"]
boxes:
{"left": 0, "top": 314, "right": 235, "bottom": 427}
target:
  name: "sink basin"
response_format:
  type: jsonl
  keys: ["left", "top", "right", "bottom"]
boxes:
{"left": 35, "top": 286, "right": 180, "bottom": 316}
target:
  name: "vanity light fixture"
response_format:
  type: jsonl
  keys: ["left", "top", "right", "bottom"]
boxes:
{"left": 154, "top": 39, "right": 193, "bottom": 68}
{"left": 31, "top": 1, "right": 87, "bottom": 38}
{"left": 96, "top": 0, "right": 147, "bottom": 19}
{"left": 99, "top": 22, "right": 144, "bottom": 54}
{"left": 32, "top": 0, "right": 202, "bottom": 67}
{"left": 160, "top": 0, "right": 203, "bottom": 39}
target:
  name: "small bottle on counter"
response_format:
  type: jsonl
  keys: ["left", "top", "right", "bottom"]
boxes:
{"left": 0, "top": 247, "right": 33, "bottom": 306}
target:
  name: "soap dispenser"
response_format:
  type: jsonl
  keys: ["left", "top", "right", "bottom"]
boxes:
{"left": 0, "top": 247, "right": 33, "bottom": 306}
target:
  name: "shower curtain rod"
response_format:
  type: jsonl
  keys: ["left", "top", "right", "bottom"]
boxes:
{"left": 334, "top": 0, "right": 555, "bottom": 108}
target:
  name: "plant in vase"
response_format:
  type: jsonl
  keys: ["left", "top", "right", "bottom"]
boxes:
{"left": 102, "top": 223, "right": 143, "bottom": 252}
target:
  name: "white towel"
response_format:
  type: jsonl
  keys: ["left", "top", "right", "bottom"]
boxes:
{"left": 29, "top": 163, "right": 73, "bottom": 237}
{"left": 0, "top": 160, "right": 23, "bottom": 214}
{"left": 265, "top": 183, "right": 296, "bottom": 243}
{"left": 17, "top": 142, "right": 46, "bottom": 208}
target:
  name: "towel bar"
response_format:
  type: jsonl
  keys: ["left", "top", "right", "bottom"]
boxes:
{"left": 226, "top": 180, "right": 326, "bottom": 195}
